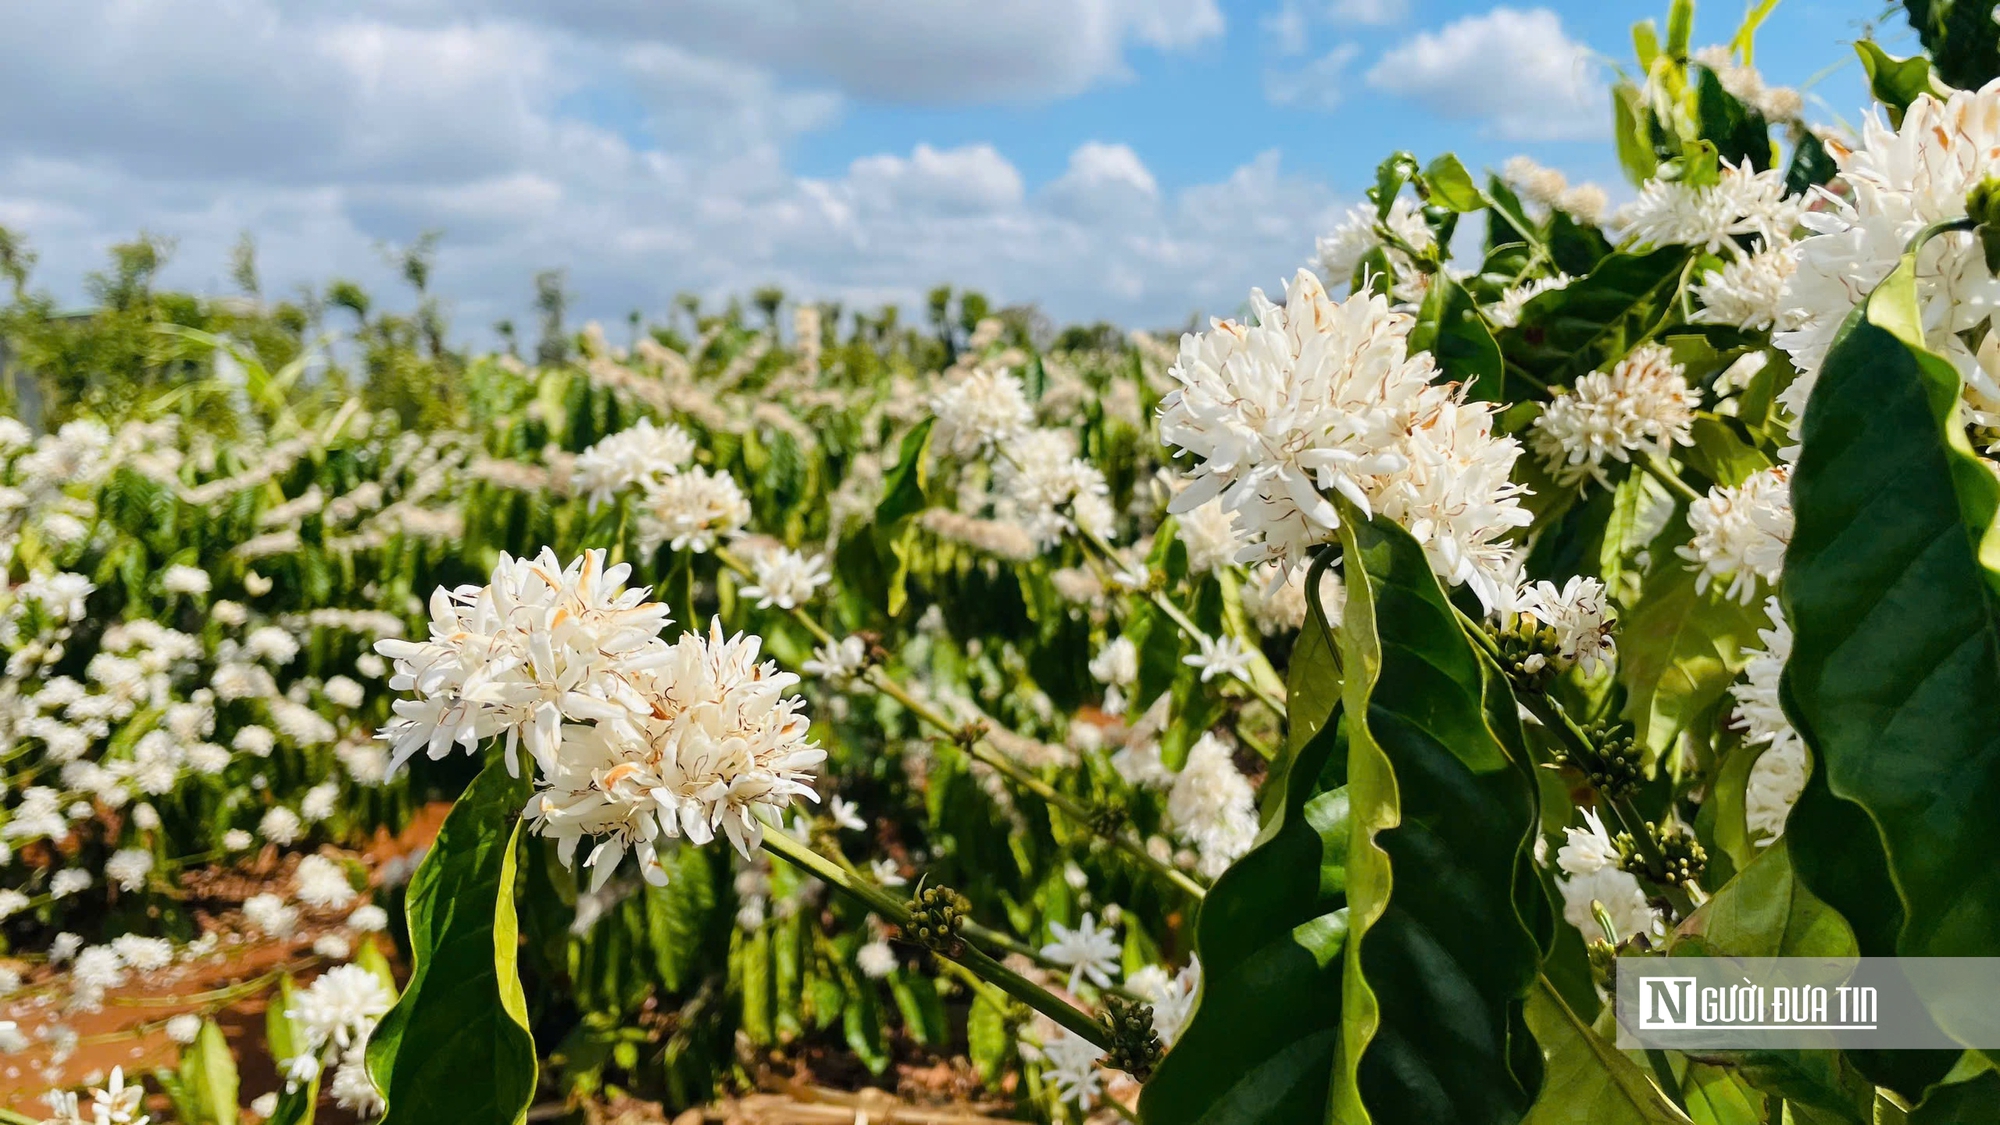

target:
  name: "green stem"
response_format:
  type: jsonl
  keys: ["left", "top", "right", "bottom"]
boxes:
{"left": 758, "top": 828, "right": 1111, "bottom": 1049}
{"left": 1640, "top": 453, "right": 1703, "bottom": 505}
{"left": 718, "top": 545, "right": 1202, "bottom": 900}
{"left": 1073, "top": 524, "right": 1288, "bottom": 717}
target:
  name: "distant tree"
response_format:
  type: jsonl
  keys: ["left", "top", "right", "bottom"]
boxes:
{"left": 534, "top": 269, "right": 569, "bottom": 365}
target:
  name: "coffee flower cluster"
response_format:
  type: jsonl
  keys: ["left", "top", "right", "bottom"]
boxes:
{"left": 1158, "top": 268, "right": 1530, "bottom": 611}
{"left": 376, "top": 548, "right": 824, "bottom": 889}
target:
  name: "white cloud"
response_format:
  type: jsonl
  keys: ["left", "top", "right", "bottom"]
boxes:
{"left": 0, "top": 0, "right": 1335, "bottom": 334}
{"left": 349, "top": 0, "right": 1226, "bottom": 104}
{"left": 1365, "top": 6, "right": 1607, "bottom": 141}
{"left": 1328, "top": 0, "right": 1407, "bottom": 25}
{"left": 1264, "top": 44, "right": 1363, "bottom": 112}
{"left": 1263, "top": 0, "right": 1404, "bottom": 56}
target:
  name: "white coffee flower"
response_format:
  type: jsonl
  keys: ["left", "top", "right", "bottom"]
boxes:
{"left": 1488, "top": 273, "right": 1572, "bottom": 328}
{"left": 634, "top": 466, "right": 751, "bottom": 554}
{"left": 1127, "top": 959, "right": 1202, "bottom": 1046}
{"left": 740, "top": 547, "right": 831, "bottom": 610}
{"left": 1734, "top": 598, "right": 1807, "bottom": 842}
{"left": 1530, "top": 343, "right": 1699, "bottom": 488}
{"left": 930, "top": 366, "right": 1033, "bottom": 459}
{"left": 104, "top": 849, "right": 154, "bottom": 893}
{"left": 160, "top": 565, "right": 211, "bottom": 596}
{"left": 1088, "top": 636, "right": 1138, "bottom": 688}
{"left": 288, "top": 964, "right": 392, "bottom": 1057}
{"left": 856, "top": 940, "right": 898, "bottom": 980}
{"left": 165, "top": 1014, "right": 202, "bottom": 1045}
{"left": 1041, "top": 912, "right": 1121, "bottom": 992}
{"left": 322, "top": 675, "right": 365, "bottom": 709}
{"left": 243, "top": 893, "right": 299, "bottom": 937}
{"left": 1040, "top": 1028, "right": 1107, "bottom": 1106}
{"left": 347, "top": 904, "right": 390, "bottom": 933}
{"left": 1175, "top": 498, "right": 1241, "bottom": 575}
{"left": 1776, "top": 82, "right": 2000, "bottom": 441}
{"left": 573, "top": 419, "right": 696, "bottom": 508}
{"left": 294, "top": 855, "right": 356, "bottom": 910}
{"left": 1554, "top": 809, "right": 1661, "bottom": 941}
{"left": 527, "top": 618, "right": 823, "bottom": 891}
{"left": 1167, "top": 734, "right": 1258, "bottom": 879}
{"left": 1692, "top": 243, "right": 1796, "bottom": 331}
{"left": 801, "top": 636, "right": 868, "bottom": 688}
{"left": 1182, "top": 633, "right": 1254, "bottom": 685}
{"left": 1678, "top": 465, "right": 1792, "bottom": 603}
{"left": 50, "top": 869, "right": 90, "bottom": 899}
{"left": 1160, "top": 269, "right": 1529, "bottom": 611}
{"left": 1616, "top": 160, "right": 1803, "bottom": 254}
{"left": 259, "top": 807, "right": 303, "bottom": 846}
{"left": 1315, "top": 196, "right": 1434, "bottom": 301}
{"left": 1513, "top": 576, "right": 1617, "bottom": 676}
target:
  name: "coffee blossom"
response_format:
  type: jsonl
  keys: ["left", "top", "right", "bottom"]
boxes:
{"left": 1530, "top": 344, "right": 1698, "bottom": 488}
{"left": 1678, "top": 466, "right": 1792, "bottom": 603}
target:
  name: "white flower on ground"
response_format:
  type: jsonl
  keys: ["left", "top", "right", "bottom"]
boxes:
{"left": 1167, "top": 734, "right": 1258, "bottom": 879}
{"left": 293, "top": 855, "right": 356, "bottom": 910}
{"left": 740, "top": 547, "right": 831, "bottom": 610}
{"left": 930, "top": 366, "right": 1032, "bottom": 459}
{"left": 1529, "top": 343, "right": 1699, "bottom": 488}
{"left": 165, "top": 1014, "right": 202, "bottom": 1044}
{"left": 1512, "top": 576, "right": 1617, "bottom": 676}
{"left": 1554, "top": 809, "right": 1660, "bottom": 942}
{"left": 243, "top": 893, "right": 299, "bottom": 938}
{"left": 1678, "top": 465, "right": 1793, "bottom": 603}
{"left": 1615, "top": 160, "right": 1803, "bottom": 254}
{"left": 1040, "top": 1027, "right": 1107, "bottom": 1106}
{"left": 856, "top": 940, "right": 897, "bottom": 979}
{"left": 1775, "top": 82, "right": 2000, "bottom": 442}
{"left": 573, "top": 419, "right": 696, "bottom": 508}
{"left": 634, "top": 466, "right": 751, "bottom": 554}
{"left": 1160, "top": 269, "right": 1530, "bottom": 611}
{"left": 1041, "top": 913, "right": 1121, "bottom": 992}
{"left": 1182, "top": 633, "right": 1255, "bottom": 685}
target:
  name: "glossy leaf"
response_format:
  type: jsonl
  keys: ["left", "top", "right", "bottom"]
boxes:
{"left": 1900, "top": 0, "right": 2000, "bottom": 92}
{"left": 1618, "top": 530, "right": 1769, "bottom": 762}
{"left": 1329, "top": 514, "right": 1542, "bottom": 1125}
{"left": 1521, "top": 979, "right": 1691, "bottom": 1125}
{"left": 181, "top": 1019, "right": 241, "bottom": 1125}
{"left": 1502, "top": 248, "right": 1689, "bottom": 387}
{"left": 368, "top": 758, "right": 539, "bottom": 1125}
{"left": 1410, "top": 275, "right": 1505, "bottom": 400}
{"left": 1137, "top": 707, "right": 1351, "bottom": 1125}
{"left": 1783, "top": 253, "right": 2000, "bottom": 965}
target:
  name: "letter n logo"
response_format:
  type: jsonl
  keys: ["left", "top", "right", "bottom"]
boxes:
{"left": 1639, "top": 977, "right": 1697, "bottom": 1029}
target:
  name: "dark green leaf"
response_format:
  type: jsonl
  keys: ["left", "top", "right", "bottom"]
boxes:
{"left": 1330, "top": 513, "right": 1542, "bottom": 1125}
{"left": 1502, "top": 248, "right": 1689, "bottom": 387}
{"left": 874, "top": 417, "right": 935, "bottom": 527}
{"left": 1692, "top": 66, "right": 1772, "bottom": 171}
{"left": 1521, "top": 979, "right": 1691, "bottom": 1124}
{"left": 1137, "top": 716, "right": 1350, "bottom": 1125}
{"left": 1901, "top": 0, "right": 2000, "bottom": 93}
{"left": 1783, "top": 252, "right": 2000, "bottom": 965}
{"left": 1411, "top": 275, "right": 1505, "bottom": 400}
{"left": 368, "top": 759, "right": 538, "bottom": 1125}
{"left": 1619, "top": 533, "right": 1769, "bottom": 762}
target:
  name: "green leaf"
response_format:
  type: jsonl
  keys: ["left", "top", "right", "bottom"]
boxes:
{"left": 368, "top": 758, "right": 538, "bottom": 1125}
{"left": 1618, "top": 537, "right": 1769, "bottom": 762}
{"left": 1901, "top": 0, "right": 1999, "bottom": 93}
{"left": 643, "top": 845, "right": 718, "bottom": 991}
{"left": 1692, "top": 65, "right": 1772, "bottom": 171}
{"left": 1522, "top": 979, "right": 1691, "bottom": 1124}
{"left": 1410, "top": 275, "right": 1505, "bottom": 400}
{"left": 1784, "top": 131, "right": 1839, "bottom": 197}
{"left": 1137, "top": 709, "right": 1351, "bottom": 1125}
{"left": 1783, "top": 251, "right": 2000, "bottom": 965}
{"left": 874, "top": 417, "right": 935, "bottom": 527}
{"left": 1683, "top": 415, "right": 1772, "bottom": 489}
{"left": 1856, "top": 40, "right": 1948, "bottom": 126}
{"left": 265, "top": 972, "right": 302, "bottom": 1065}
{"left": 1670, "top": 839, "right": 1852, "bottom": 959}
{"left": 1614, "top": 82, "right": 1661, "bottom": 186}
{"left": 1329, "top": 514, "right": 1543, "bottom": 1125}
{"left": 1680, "top": 1064, "right": 1763, "bottom": 1125}
{"left": 1911, "top": 1068, "right": 2000, "bottom": 1123}
{"left": 968, "top": 993, "right": 1013, "bottom": 1085}
{"left": 1502, "top": 248, "right": 1689, "bottom": 387}
{"left": 1421, "top": 154, "right": 1486, "bottom": 213}
{"left": 180, "top": 1019, "right": 241, "bottom": 1125}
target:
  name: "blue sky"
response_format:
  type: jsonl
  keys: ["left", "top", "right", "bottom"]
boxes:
{"left": 0, "top": 0, "right": 1912, "bottom": 336}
